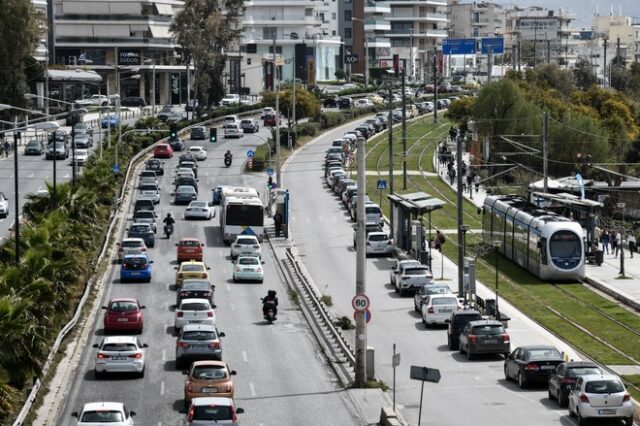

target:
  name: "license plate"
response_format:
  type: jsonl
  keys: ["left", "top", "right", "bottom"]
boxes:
{"left": 202, "top": 387, "right": 218, "bottom": 393}
{"left": 190, "top": 320, "right": 202, "bottom": 324}
{"left": 484, "top": 339, "right": 499, "bottom": 344}
{"left": 541, "top": 365, "right": 555, "bottom": 370}
{"left": 117, "top": 318, "right": 129, "bottom": 322}
{"left": 111, "top": 356, "right": 127, "bottom": 360}
{"left": 440, "top": 308, "right": 453, "bottom": 313}
{"left": 598, "top": 409, "right": 616, "bottom": 415}
{"left": 130, "top": 272, "right": 140, "bottom": 276}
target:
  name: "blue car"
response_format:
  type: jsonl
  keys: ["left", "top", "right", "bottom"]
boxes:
{"left": 212, "top": 185, "right": 230, "bottom": 205}
{"left": 101, "top": 113, "right": 120, "bottom": 129}
{"left": 120, "top": 254, "right": 153, "bottom": 283}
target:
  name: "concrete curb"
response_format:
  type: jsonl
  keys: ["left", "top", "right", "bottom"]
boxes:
{"left": 584, "top": 276, "right": 640, "bottom": 313}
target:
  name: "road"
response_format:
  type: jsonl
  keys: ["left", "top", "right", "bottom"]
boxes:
{"left": 284, "top": 119, "right": 606, "bottom": 426}
{"left": 55, "top": 125, "right": 362, "bottom": 425}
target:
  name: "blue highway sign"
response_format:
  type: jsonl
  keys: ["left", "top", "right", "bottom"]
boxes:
{"left": 267, "top": 167, "right": 274, "bottom": 176}
{"left": 442, "top": 38, "right": 476, "bottom": 55}
{"left": 481, "top": 37, "right": 504, "bottom": 54}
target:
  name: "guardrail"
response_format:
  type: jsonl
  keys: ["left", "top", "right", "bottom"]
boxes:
{"left": 11, "top": 107, "right": 263, "bottom": 426}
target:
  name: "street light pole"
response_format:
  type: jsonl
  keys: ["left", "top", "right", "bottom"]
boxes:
{"left": 354, "top": 135, "right": 367, "bottom": 386}
{"left": 13, "top": 117, "right": 20, "bottom": 264}
{"left": 273, "top": 36, "right": 282, "bottom": 188}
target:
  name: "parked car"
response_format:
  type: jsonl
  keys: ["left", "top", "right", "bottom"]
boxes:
{"left": 24, "top": 139, "right": 43, "bottom": 155}
{"left": 504, "top": 345, "right": 564, "bottom": 388}
{"left": 182, "top": 397, "right": 244, "bottom": 425}
{"left": 232, "top": 255, "right": 264, "bottom": 283}
{"left": 126, "top": 223, "right": 155, "bottom": 248}
{"left": 183, "top": 361, "right": 236, "bottom": 404}
{"left": 176, "top": 279, "right": 215, "bottom": 307}
{"left": 365, "top": 232, "right": 393, "bottom": 257}
{"left": 413, "top": 284, "right": 452, "bottom": 311}
{"left": 240, "top": 118, "right": 259, "bottom": 133}
{"left": 153, "top": 143, "right": 173, "bottom": 159}
{"left": 323, "top": 96, "right": 338, "bottom": 108}
{"left": 145, "top": 158, "right": 165, "bottom": 175}
{"left": 191, "top": 126, "right": 208, "bottom": 140}
{"left": 174, "top": 298, "right": 215, "bottom": 330}
{"left": 75, "top": 94, "right": 110, "bottom": 107}
{"left": 175, "top": 260, "right": 211, "bottom": 288}
{"left": 185, "top": 201, "right": 214, "bottom": 220}
{"left": 458, "top": 320, "right": 510, "bottom": 360}
{"left": 393, "top": 264, "right": 433, "bottom": 296}
{"left": 176, "top": 324, "right": 225, "bottom": 368}
{"left": 120, "top": 254, "right": 153, "bottom": 283}
{"left": 93, "top": 336, "right": 147, "bottom": 378}
{"left": 102, "top": 298, "right": 145, "bottom": 334}
{"left": 421, "top": 294, "right": 460, "bottom": 326}
{"left": 121, "top": 96, "right": 146, "bottom": 107}
{"left": 568, "top": 374, "right": 633, "bottom": 426}
{"left": 176, "top": 238, "right": 205, "bottom": 263}
{"left": 446, "top": 309, "right": 482, "bottom": 350}
{"left": 548, "top": 361, "right": 602, "bottom": 407}
{"left": 338, "top": 97, "right": 353, "bottom": 109}
{"left": 116, "top": 238, "right": 147, "bottom": 262}
{"left": 101, "top": 113, "right": 120, "bottom": 129}
{"left": 71, "top": 402, "right": 136, "bottom": 425}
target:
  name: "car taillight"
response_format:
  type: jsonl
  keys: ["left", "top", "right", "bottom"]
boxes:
{"left": 468, "top": 335, "right": 477, "bottom": 343}
{"left": 525, "top": 363, "right": 540, "bottom": 371}
{"left": 236, "top": 267, "right": 241, "bottom": 272}
{"left": 96, "top": 353, "right": 108, "bottom": 359}
{"left": 427, "top": 307, "right": 434, "bottom": 314}
{"left": 178, "top": 273, "right": 183, "bottom": 278}
{"left": 623, "top": 393, "right": 630, "bottom": 402}
{"left": 209, "top": 342, "right": 221, "bottom": 349}
{"left": 187, "top": 407, "right": 194, "bottom": 422}
{"left": 501, "top": 334, "right": 510, "bottom": 343}
{"left": 561, "top": 378, "right": 576, "bottom": 384}
{"left": 207, "top": 311, "right": 214, "bottom": 317}
{"left": 387, "top": 240, "right": 392, "bottom": 245}
{"left": 128, "top": 353, "right": 143, "bottom": 359}
{"left": 224, "top": 383, "right": 232, "bottom": 392}
{"left": 366, "top": 242, "right": 371, "bottom": 246}
{"left": 177, "top": 342, "right": 189, "bottom": 348}
{"left": 204, "top": 273, "right": 209, "bottom": 279}
{"left": 231, "top": 407, "right": 238, "bottom": 423}
{"left": 177, "top": 312, "right": 184, "bottom": 317}
{"left": 257, "top": 267, "right": 262, "bottom": 272}
{"left": 579, "top": 393, "right": 590, "bottom": 403}
{"left": 186, "top": 382, "right": 193, "bottom": 392}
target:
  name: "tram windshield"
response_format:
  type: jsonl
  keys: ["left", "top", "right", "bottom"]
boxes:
{"left": 549, "top": 231, "right": 581, "bottom": 258}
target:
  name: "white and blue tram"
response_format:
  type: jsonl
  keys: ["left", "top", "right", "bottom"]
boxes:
{"left": 483, "top": 195, "right": 585, "bottom": 281}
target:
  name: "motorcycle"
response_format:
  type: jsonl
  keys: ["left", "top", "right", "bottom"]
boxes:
{"left": 224, "top": 154, "right": 232, "bottom": 168}
{"left": 164, "top": 223, "right": 174, "bottom": 239}
{"left": 261, "top": 298, "right": 277, "bottom": 323}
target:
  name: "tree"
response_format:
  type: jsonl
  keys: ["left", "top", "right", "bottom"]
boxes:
{"left": 170, "top": 0, "right": 244, "bottom": 111}
{"left": 262, "top": 87, "right": 321, "bottom": 127}
{"left": 609, "top": 54, "right": 629, "bottom": 92}
{"left": 573, "top": 58, "right": 598, "bottom": 90}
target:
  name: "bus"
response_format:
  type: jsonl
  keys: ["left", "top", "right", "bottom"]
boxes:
{"left": 219, "top": 187, "right": 264, "bottom": 243}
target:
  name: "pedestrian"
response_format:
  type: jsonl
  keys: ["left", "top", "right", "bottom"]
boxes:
{"left": 593, "top": 225, "right": 601, "bottom": 246}
{"left": 601, "top": 229, "right": 610, "bottom": 254}
{"left": 613, "top": 230, "right": 621, "bottom": 258}
{"left": 448, "top": 167, "right": 456, "bottom": 186}
{"left": 273, "top": 211, "right": 283, "bottom": 238}
{"left": 628, "top": 233, "right": 636, "bottom": 258}
{"left": 474, "top": 173, "right": 481, "bottom": 192}
{"left": 3, "top": 140, "right": 9, "bottom": 157}
{"left": 434, "top": 230, "right": 445, "bottom": 252}
{"left": 467, "top": 174, "right": 473, "bottom": 196}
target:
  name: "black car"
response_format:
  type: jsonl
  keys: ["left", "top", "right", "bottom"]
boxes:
{"left": 175, "top": 176, "right": 198, "bottom": 193}
{"left": 240, "top": 119, "right": 259, "bottom": 133}
{"left": 504, "top": 345, "right": 564, "bottom": 389}
{"left": 121, "top": 97, "right": 147, "bottom": 107}
{"left": 46, "top": 142, "right": 68, "bottom": 160}
{"left": 127, "top": 223, "right": 155, "bottom": 248}
{"left": 50, "top": 130, "right": 68, "bottom": 145}
{"left": 175, "top": 279, "right": 215, "bottom": 306}
{"left": 446, "top": 309, "right": 482, "bottom": 350}
{"left": 24, "top": 139, "right": 43, "bottom": 155}
{"left": 458, "top": 320, "right": 510, "bottom": 360}
{"left": 548, "top": 361, "right": 602, "bottom": 407}
{"left": 168, "top": 137, "right": 185, "bottom": 152}
{"left": 337, "top": 97, "right": 353, "bottom": 110}
{"left": 323, "top": 96, "right": 338, "bottom": 108}
{"left": 354, "top": 126, "right": 371, "bottom": 139}
{"left": 133, "top": 199, "right": 155, "bottom": 214}
{"left": 174, "top": 185, "right": 198, "bottom": 205}
{"left": 145, "top": 159, "right": 165, "bottom": 176}
{"left": 190, "top": 126, "right": 207, "bottom": 140}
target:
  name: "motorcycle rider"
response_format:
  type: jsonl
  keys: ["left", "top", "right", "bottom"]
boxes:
{"left": 163, "top": 213, "right": 175, "bottom": 237}
{"left": 262, "top": 289, "right": 278, "bottom": 318}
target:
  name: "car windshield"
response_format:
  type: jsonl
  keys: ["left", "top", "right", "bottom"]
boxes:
{"left": 177, "top": 187, "right": 196, "bottom": 194}
{"left": 182, "top": 330, "right": 216, "bottom": 341}
{"left": 369, "top": 234, "right": 388, "bottom": 242}
{"left": 182, "top": 264, "right": 205, "bottom": 272}
{"left": 190, "top": 202, "right": 206, "bottom": 208}
{"left": 123, "top": 258, "right": 148, "bottom": 269}
{"left": 472, "top": 324, "right": 505, "bottom": 335}
{"left": 102, "top": 343, "right": 137, "bottom": 352}
{"left": 27, "top": 140, "right": 39, "bottom": 147}
{"left": 182, "top": 281, "right": 210, "bottom": 291}
{"left": 80, "top": 411, "right": 124, "bottom": 422}
{"left": 130, "top": 225, "right": 150, "bottom": 233}
{"left": 193, "top": 366, "right": 227, "bottom": 380}
{"left": 180, "top": 240, "right": 200, "bottom": 247}
{"left": 110, "top": 301, "right": 138, "bottom": 312}
{"left": 405, "top": 268, "right": 429, "bottom": 276}
{"left": 140, "top": 185, "right": 157, "bottom": 191}
{"left": 193, "top": 405, "right": 232, "bottom": 421}
{"left": 566, "top": 367, "right": 601, "bottom": 377}
{"left": 431, "top": 297, "right": 458, "bottom": 306}
{"left": 238, "top": 257, "right": 259, "bottom": 265}
{"left": 135, "top": 211, "right": 154, "bottom": 219}
{"left": 525, "top": 348, "right": 562, "bottom": 360}
{"left": 585, "top": 380, "right": 625, "bottom": 394}
{"left": 425, "top": 286, "right": 450, "bottom": 295}
{"left": 236, "top": 238, "right": 257, "bottom": 245}
{"left": 189, "top": 147, "right": 202, "bottom": 152}
{"left": 121, "top": 240, "right": 142, "bottom": 248}
{"left": 366, "top": 206, "right": 381, "bottom": 215}
{"left": 181, "top": 302, "right": 210, "bottom": 311}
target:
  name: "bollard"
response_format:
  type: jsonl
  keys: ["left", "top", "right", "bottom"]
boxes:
{"left": 366, "top": 346, "right": 375, "bottom": 381}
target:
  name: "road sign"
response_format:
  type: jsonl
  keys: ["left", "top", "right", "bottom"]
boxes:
{"left": 376, "top": 179, "right": 387, "bottom": 190}
{"left": 267, "top": 167, "right": 274, "bottom": 176}
{"left": 392, "top": 352, "right": 401, "bottom": 367}
{"left": 410, "top": 365, "right": 441, "bottom": 383}
{"left": 246, "top": 150, "right": 255, "bottom": 158}
{"left": 353, "top": 309, "right": 372, "bottom": 323}
{"left": 248, "top": 158, "right": 253, "bottom": 170}
{"left": 481, "top": 37, "right": 505, "bottom": 54}
{"left": 442, "top": 38, "right": 476, "bottom": 55}
{"left": 352, "top": 294, "right": 370, "bottom": 311}
{"left": 345, "top": 54, "right": 359, "bottom": 64}
{"left": 112, "top": 163, "right": 120, "bottom": 173}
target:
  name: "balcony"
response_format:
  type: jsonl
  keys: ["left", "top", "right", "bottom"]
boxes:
{"left": 366, "top": 37, "right": 391, "bottom": 48}
{"left": 364, "top": 1, "right": 391, "bottom": 14}
{"left": 244, "top": 0, "right": 316, "bottom": 6}
{"left": 387, "top": 14, "right": 447, "bottom": 23}
{"left": 364, "top": 19, "right": 391, "bottom": 32}
{"left": 381, "top": 0, "right": 447, "bottom": 5}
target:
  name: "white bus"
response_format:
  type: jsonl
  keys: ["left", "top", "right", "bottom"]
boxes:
{"left": 220, "top": 187, "right": 264, "bottom": 243}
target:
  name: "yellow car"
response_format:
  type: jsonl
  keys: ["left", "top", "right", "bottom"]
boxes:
{"left": 175, "top": 260, "right": 211, "bottom": 288}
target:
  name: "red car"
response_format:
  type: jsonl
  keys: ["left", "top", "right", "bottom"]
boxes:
{"left": 102, "top": 298, "right": 145, "bottom": 334}
{"left": 263, "top": 114, "right": 276, "bottom": 127}
{"left": 154, "top": 143, "right": 173, "bottom": 158}
{"left": 176, "top": 238, "right": 204, "bottom": 263}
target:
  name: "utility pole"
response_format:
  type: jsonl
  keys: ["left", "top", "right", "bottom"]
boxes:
{"left": 388, "top": 81, "right": 394, "bottom": 234}
{"left": 433, "top": 47, "right": 438, "bottom": 123}
{"left": 487, "top": 47, "right": 493, "bottom": 83}
{"left": 543, "top": 111, "right": 549, "bottom": 193}
{"left": 456, "top": 133, "right": 464, "bottom": 298}
{"left": 603, "top": 36, "right": 608, "bottom": 88}
{"left": 533, "top": 26, "right": 537, "bottom": 68}
{"left": 354, "top": 136, "right": 367, "bottom": 386}
{"left": 273, "top": 36, "right": 281, "bottom": 188}
{"left": 409, "top": 28, "right": 414, "bottom": 81}
{"left": 292, "top": 47, "right": 296, "bottom": 138}
{"left": 13, "top": 117, "right": 20, "bottom": 265}
{"left": 401, "top": 64, "right": 407, "bottom": 189}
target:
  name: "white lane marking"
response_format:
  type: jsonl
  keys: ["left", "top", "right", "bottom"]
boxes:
{"left": 249, "top": 382, "right": 257, "bottom": 397}
{"left": 242, "top": 350, "right": 248, "bottom": 363}
{"left": 160, "top": 381, "right": 165, "bottom": 395}
{"left": 158, "top": 422, "right": 162, "bottom": 426}
{"left": 28, "top": 173, "right": 34, "bottom": 178}
{"left": 226, "top": 284, "right": 231, "bottom": 292}
{"left": 230, "top": 303, "right": 235, "bottom": 312}
{"left": 161, "top": 349, "right": 166, "bottom": 362}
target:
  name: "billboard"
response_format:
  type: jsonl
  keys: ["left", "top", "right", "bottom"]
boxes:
{"left": 517, "top": 18, "right": 560, "bottom": 41}
{"left": 442, "top": 38, "right": 476, "bottom": 55}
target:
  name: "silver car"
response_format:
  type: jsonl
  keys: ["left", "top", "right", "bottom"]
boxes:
{"left": 132, "top": 209, "right": 157, "bottom": 232}
{"left": 365, "top": 232, "right": 393, "bottom": 257}
{"left": 176, "top": 324, "right": 225, "bottom": 369}
{"left": 93, "top": 336, "right": 147, "bottom": 378}
{"left": 230, "top": 235, "right": 261, "bottom": 259}
{"left": 568, "top": 374, "right": 633, "bottom": 425}
{"left": 139, "top": 183, "right": 160, "bottom": 204}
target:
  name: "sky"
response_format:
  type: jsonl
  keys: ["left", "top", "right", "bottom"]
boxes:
{"left": 488, "top": 0, "right": 640, "bottom": 29}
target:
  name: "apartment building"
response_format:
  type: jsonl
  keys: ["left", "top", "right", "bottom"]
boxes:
{"left": 450, "top": 1, "right": 505, "bottom": 38}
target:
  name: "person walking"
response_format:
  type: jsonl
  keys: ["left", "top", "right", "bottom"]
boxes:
{"left": 613, "top": 230, "right": 622, "bottom": 258}
{"left": 273, "top": 211, "right": 283, "bottom": 238}
{"left": 628, "top": 233, "right": 636, "bottom": 258}
{"left": 448, "top": 167, "right": 456, "bottom": 186}
{"left": 3, "top": 140, "right": 10, "bottom": 158}
{"left": 474, "top": 173, "right": 481, "bottom": 192}
{"left": 600, "top": 229, "right": 610, "bottom": 254}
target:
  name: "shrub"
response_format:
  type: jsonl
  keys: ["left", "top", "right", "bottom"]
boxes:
{"left": 295, "top": 122, "right": 320, "bottom": 137}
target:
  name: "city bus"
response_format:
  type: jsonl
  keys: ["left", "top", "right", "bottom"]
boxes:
{"left": 219, "top": 187, "right": 264, "bottom": 243}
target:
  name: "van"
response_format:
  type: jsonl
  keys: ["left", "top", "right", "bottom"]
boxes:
{"left": 223, "top": 123, "right": 243, "bottom": 139}
{"left": 223, "top": 115, "right": 239, "bottom": 125}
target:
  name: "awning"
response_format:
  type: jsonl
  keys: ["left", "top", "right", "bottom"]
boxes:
{"left": 45, "top": 69, "right": 103, "bottom": 82}
{"left": 150, "top": 25, "right": 172, "bottom": 39}
{"left": 155, "top": 3, "right": 173, "bottom": 15}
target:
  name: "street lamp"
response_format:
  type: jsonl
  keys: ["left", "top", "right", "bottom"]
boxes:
{"left": 491, "top": 240, "right": 502, "bottom": 320}
{"left": 461, "top": 224, "right": 470, "bottom": 258}
{"left": 351, "top": 17, "right": 369, "bottom": 87}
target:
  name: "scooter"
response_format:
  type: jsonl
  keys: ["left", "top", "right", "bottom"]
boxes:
{"left": 261, "top": 299, "right": 277, "bottom": 323}
{"left": 224, "top": 155, "right": 232, "bottom": 168}
{"left": 164, "top": 223, "right": 174, "bottom": 239}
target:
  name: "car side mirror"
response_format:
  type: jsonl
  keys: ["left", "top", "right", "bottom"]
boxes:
{"left": 71, "top": 412, "right": 79, "bottom": 418}
{"left": 182, "top": 369, "right": 189, "bottom": 375}
{"left": 230, "top": 370, "right": 237, "bottom": 375}
{"left": 207, "top": 267, "right": 211, "bottom": 270}
{"left": 140, "top": 305, "right": 146, "bottom": 309}
{"left": 101, "top": 306, "right": 107, "bottom": 309}
{"left": 201, "top": 243, "right": 205, "bottom": 247}
{"left": 262, "top": 261, "right": 266, "bottom": 264}
{"left": 208, "top": 202, "right": 214, "bottom": 206}
{"left": 149, "top": 260, "right": 154, "bottom": 264}
{"left": 174, "top": 267, "right": 178, "bottom": 270}
{"left": 175, "top": 243, "right": 178, "bottom": 247}
{"left": 130, "top": 411, "right": 136, "bottom": 417}
{"left": 236, "top": 408, "right": 245, "bottom": 414}
{"left": 219, "top": 332, "right": 226, "bottom": 337}
{"left": 92, "top": 344, "right": 99, "bottom": 348}
{"left": 142, "top": 343, "right": 148, "bottom": 348}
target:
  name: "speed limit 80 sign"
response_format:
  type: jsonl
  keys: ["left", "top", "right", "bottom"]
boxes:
{"left": 352, "top": 294, "right": 370, "bottom": 312}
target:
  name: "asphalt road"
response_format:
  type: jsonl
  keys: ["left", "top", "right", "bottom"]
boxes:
{"left": 284, "top": 119, "right": 601, "bottom": 426}
{"left": 55, "top": 125, "right": 362, "bottom": 425}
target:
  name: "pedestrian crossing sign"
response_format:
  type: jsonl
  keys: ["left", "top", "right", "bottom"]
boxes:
{"left": 376, "top": 180, "right": 387, "bottom": 190}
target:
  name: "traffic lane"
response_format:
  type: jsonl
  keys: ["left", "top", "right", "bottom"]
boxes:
{"left": 284, "top": 122, "right": 583, "bottom": 425}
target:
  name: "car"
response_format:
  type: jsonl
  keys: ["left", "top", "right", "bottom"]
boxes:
{"left": 326, "top": 169, "right": 346, "bottom": 188}
{"left": 186, "top": 99, "right": 199, "bottom": 112}
{"left": 121, "top": 96, "right": 146, "bottom": 107}
{"left": 24, "top": 139, "right": 44, "bottom": 155}
{"left": 354, "top": 98, "right": 373, "bottom": 108}
{"left": 504, "top": 345, "right": 565, "bottom": 388}
{"left": 393, "top": 264, "right": 433, "bottom": 296}
{"left": 240, "top": 118, "right": 259, "bottom": 133}
{"left": 126, "top": 223, "right": 155, "bottom": 248}
{"left": 421, "top": 294, "right": 460, "bottom": 326}
{"left": 168, "top": 137, "right": 185, "bottom": 151}
{"left": 263, "top": 114, "right": 277, "bottom": 126}
{"left": 71, "top": 401, "right": 136, "bottom": 425}
{"left": 221, "top": 94, "right": 240, "bottom": 106}
{"left": 211, "top": 185, "right": 229, "bottom": 205}
{"left": 176, "top": 169, "right": 197, "bottom": 183}
{"left": 102, "top": 298, "right": 145, "bottom": 334}
{"left": 190, "top": 126, "right": 208, "bottom": 140}
{"left": 230, "top": 235, "right": 261, "bottom": 259}
{"left": 355, "top": 203, "right": 383, "bottom": 225}
{"left": 71, "top": 148, "right": 89, "bottom": 166}
{"left": 446, "top": 309, "right": 483, "bottom": 350}
{"left": 353, "top": 222, "right": 382, "bottom": 248}
{"left": 367, "top": 94, "right": 384, "bottom": 105}
{"left": 178, "top": 161, "right": 199, "bottom": 178}
{"left": 365, "top": 232, "right": 393, "bottom": 257}
{"left": 167, "top": 111, "right": 185, "bottom": 123}
{"left": 413, "top": 284, "right": 452, "bottom": 311}
{"left": 139, "top": 170, "right": 158, "bottom": 186}
{"left": 93, "top": 336, "right": 147, "bottom": 378}
{"left": 50, "top": 129, "right": 68, "bottom": 144}
{"left": 175, "top": 176, "right": 198, "bottom": 193}
{"left": 389, "top": 259, "right": 421, "bottom": 288}
{"left": 145, "top": 158, "right": 165, "bottom": 175}
{"left": 261, "top": 107, "right": 275, "bottom": 119}
{"left": 364, "top": 119, "right": 382, "bottom": 132}
{"left": 153, "top": 143, "right": 173, "bottom": 158}
{"left": 157, "top": 105, "right": 175, "bottom": 121}
{"left": 323, "top": 96, "right": 338, "bottom": 108}
{"left": 175, "top": 298, "right": 215, "bottom": 330}
{"left": 233, "top": 255, "right": 264, "bottom": 283}
{"left": 133, "top": 198, "right": 155, "bottom": 215}
{"left": 176, "top": 324, "right": 226, "bottom": 368}
{"left": 120, "top": 254, "right": 153, "bottom": 283}
{"left": 45, "top": 142, "right": 68, "bottom": 160}
{"left": 116, "top": 238, "right": 147, "bottom": 262}
{"left": 132, "top": 209, "right": 157, "bottom": 232}
{"left": 185, "top": 201, "right": 214, "bottom": 220}
{"left": 223, "top": 115, "right": 239, "bottom": 125}
{"left": 175, "top": 260, "right": 211, "bottom": 288}
{"left": 73, "top": 132, "right": 93, "bottom": 148}
{"left": 338, "top": 97, "right": 353, "bottom": 109}
{"left": 189, "top": 146, "right": 207, "bottom": 161}
{"left": 101, "top": 113, "right": 120, "bottom": 129}
{"left": 548, "top": 361, "right": 602, "bottom": 407}
{"left": 568, "top": 374, "right": 633, "bottom": 426}
{"left": 176, "top": 279, "right": 215, "bottom": 307}
{"left": 223, "top": 123, "right": 243, "bottom": 139}
{"left": 138, "top": 183, "right": 160, "bottom": 204}
{"left": 177, "top": 238, "right": 205, "bottom": 262}
{"left": 342, "top": 83, "right": 358, "bottom": 90}
{"left": 175, "top": 185, "right": 198, "bottom": 205}
{"left": 75, "top": 94, "right": 110, "bottom": 107}
{"left": 183, "top": 397, "right": 244, "bottom": 425}
{"left": 183, "top": 361, "right": 237, "bottom": 404}
{"left": 0, "top": 192, "right": 8, "bottom": 218}
{"left": 458, "top": 320, "right": 510, "bottom": 360}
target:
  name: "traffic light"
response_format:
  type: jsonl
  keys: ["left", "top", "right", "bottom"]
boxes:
{"left": 393, "top": 54, "right": 400, "bottom": 77}
{"left": 170, "top": 123, "right": 177, "bottom": 139}
{"left": 209, "top": 127, "right": 217, "bottom": 143}
{"left": 267, "top": 176, "right": 273, "bottom": 189}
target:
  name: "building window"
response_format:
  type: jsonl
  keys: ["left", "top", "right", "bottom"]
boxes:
{"left": 345, "top": 28, "right": 352, "bottom": 39}
{"left": 263, "top": 27, "right": 277, "bottom": 40}
{"left": 247, "top": 58, "right": 251, "bottom": 65}
{"left": 345, "top": 11, "right": 352, "bottom": 21}
{"left": 332, "top": 12, "right": 336, "bottom": 20}
{"left": 332, "top": 30, "right": 336, "bottom": 36}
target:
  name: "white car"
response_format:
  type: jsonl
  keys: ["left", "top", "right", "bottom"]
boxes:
{"left": 394, "top": 264, "right": 433, "bottom": 296}
{"left": 230, "top": 235, "right": 261, "bottom": 259}
{"left": 72, "top": 401, "right": 136, "bottom": 425}
{"left": 354, "top": 98, "right": 373, "bottom": 108}
{"left": 326, "top": 169, "right": 346, "bottom": 188}
{"left": 568, "top": 374, "right": 633, "bottom": 426}
{"left": 93, "top": 336, "right": 147, "bottom": 378}
{"left": 0, "top": 192, "right": 8, "bottom": 218}
{"left": 189, "top": 146, "right": 207, "bottom": 161}
{"left": 185, "top": 200, "right": 214, "bottom": 220}
{"left": 175, "top": 298, "right": 216, "bottom": 330}
{"left": 138, "top": 184, "right": 160, "bottom": 204}
{"left": 261, "top": 107, "right": 275, "bottom": 119}
{"left": 221, "top": 95, "right": 240, "bottom": 106}
{"left": 389, "top": 259, "right": 422, "bottom": 288}
{"left": 223, "top": 123, "right": 243, "bottom": 139}
{"left": 365, "top": 232, "right": 394, "bottom": 257}
{"left": 72, "top": 148, "right": 89, "bottom": 166}
{"left": 116, "top": 238, "right": 147, "bottom": 262}
{"left": 421, "top": 294, "right": 460, "bottom": 326}
{"left": 75, "top": 94, "right": 110, "bottom": 107}
{"left": 233, "top": 255, "right": 264, "bottom": 283}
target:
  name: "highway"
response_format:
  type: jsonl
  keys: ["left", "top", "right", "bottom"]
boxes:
{"left": 54, "top": 126, "right": 362, "bottom": 425}
{"left": 283, "top": 119, "right": 601, "bottom": 426}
